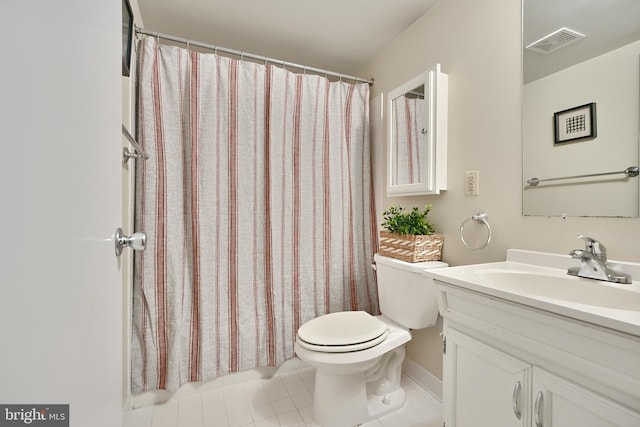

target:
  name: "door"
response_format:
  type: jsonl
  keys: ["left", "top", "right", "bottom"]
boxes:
{"left": 532, "top": 368, "right": 640, "bottom": 427}
{"left": 444, "top": 328, "right": 530, "bottom": 427}
{"left": 0, "top": 2, "right": 122, "bottom": 426}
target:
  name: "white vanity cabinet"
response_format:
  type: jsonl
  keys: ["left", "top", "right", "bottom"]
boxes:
{"left": 444, "top": 327, "right": 640, "bottom": 427}
{"left": 434, "top": 276, "right": 640, "bottom": 427}
{"left": 444, "top": 328, "right": 530, "bottom": 427}
{"left": 532, "top": 366, "right": 640, "bottom": 426}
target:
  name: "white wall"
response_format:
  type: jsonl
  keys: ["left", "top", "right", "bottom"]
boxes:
{"left": 0, "top": 1, "right": 122, "bottom": 425}
{"left": 524, "top": 40, "right": 640, "bottom": 217}
{"left": 358, "top": 0, "right": 640, "bottom": 380}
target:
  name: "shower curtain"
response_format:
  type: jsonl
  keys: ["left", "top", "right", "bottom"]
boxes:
{"left": 392, "top": 95, "right": 425, "bottom": 185}
{"left": 132, "top": 37, "right": 378, "bottom": 392}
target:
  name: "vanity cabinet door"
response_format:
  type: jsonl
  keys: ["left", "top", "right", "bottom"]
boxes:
{"left": 444, "top": 328, "right": 530, "bottom": 427}
{"left": 532, "top": 368, "right": 640, "bottom": 427}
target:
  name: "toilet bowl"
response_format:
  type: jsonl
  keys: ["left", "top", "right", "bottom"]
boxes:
{"left": 294, "top": 254, "right": 447, "bottom": 427}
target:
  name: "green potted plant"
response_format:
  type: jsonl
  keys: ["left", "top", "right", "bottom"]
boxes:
{"left": 379, "top": 204, "right": 444, "bottom": 262}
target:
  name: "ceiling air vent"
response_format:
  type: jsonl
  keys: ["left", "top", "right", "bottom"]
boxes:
{"left": 525, "top": 27, "right": 585, "bottom": 54}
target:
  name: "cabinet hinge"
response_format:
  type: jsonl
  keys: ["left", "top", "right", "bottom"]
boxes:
{"left": 440, "top": 331, "right": 446, "bottom": 355}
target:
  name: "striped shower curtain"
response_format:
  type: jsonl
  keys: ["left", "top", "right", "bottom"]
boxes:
{"left": 132, "top": 37, "right": 378, "bottom": 392}
{"left": 392, "top": 95, "right": 425, "bottom": 185}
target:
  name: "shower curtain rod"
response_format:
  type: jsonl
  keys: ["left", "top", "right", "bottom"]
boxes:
{"left": 136, "top": 27, "right": 374, "bottom": 86}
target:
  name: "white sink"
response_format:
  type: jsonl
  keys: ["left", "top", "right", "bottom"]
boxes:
{"left": 424, "top": 250, "right": 640, "bottom": 336}
{"left": 475, "top": 267, "right": 640, "bottom": 310}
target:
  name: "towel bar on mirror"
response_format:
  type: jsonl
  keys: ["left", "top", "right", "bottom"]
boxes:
{"left": 527, "top": 166, "right": 639, "bottom": 187}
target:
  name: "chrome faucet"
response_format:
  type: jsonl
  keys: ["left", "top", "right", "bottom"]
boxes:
{"left": 567, "top": 235, "right": 632, "bottom": 284}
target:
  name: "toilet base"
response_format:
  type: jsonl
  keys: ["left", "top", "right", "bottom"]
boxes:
{"left": 312, "top": 370, "right": 406, "bottom": 427}
{"left": 366, "top": 386, "right": 406, "bottom": 419}
{"left": 310, "top": 346, "right": 407, "bottom": 427}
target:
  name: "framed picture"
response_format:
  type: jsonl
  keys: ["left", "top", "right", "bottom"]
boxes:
{"left": 553, "top": 102, "right": 597, "bottom": 144}
{"left": 122, "top": 0, "right": 134, "bottom": 76}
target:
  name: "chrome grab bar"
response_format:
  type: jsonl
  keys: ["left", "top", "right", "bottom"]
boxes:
{"left": 527, "top": 166, "right": 638, "bottom": 187}
{"left": 122, "top": 124, "right": 149, "bottom": 164}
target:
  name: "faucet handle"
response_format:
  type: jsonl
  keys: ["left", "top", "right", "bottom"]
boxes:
{"left": 577, "top": 235, "right": 607, "bottom": 260}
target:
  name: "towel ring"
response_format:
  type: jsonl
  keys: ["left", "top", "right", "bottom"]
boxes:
{"left": 460, "top": 212, "right": 492, "bottom": 250}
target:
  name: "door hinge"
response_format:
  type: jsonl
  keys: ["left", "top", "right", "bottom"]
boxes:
{"left": 440, "top": 331, "right": 446, "bottom": 354}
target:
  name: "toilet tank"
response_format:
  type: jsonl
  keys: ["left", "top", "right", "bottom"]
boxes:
{"left": 374, "top": 253, "right": 448, "bottom": 329}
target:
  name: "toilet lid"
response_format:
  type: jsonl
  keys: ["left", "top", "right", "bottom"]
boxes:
{"left": 297, "top": 311, "right": 388, "bottom": 352}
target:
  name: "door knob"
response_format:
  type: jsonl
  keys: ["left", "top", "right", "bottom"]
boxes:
{"left": 115, "top": 228, "right": 146, "bottom": 256}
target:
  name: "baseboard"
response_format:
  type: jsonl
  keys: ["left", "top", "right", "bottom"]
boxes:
{"left": 402, "top": 358, "right": 442, "bottom": 400}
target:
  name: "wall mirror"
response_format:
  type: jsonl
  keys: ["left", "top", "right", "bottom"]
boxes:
{"left": 522, "top": 0, "right": 640, "bottom": 217}
{"left": 387, "top": 64, "right": 448, "bottom": 196}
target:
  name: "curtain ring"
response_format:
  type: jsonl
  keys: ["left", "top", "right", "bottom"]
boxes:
{"left": 240, "top": 52, "right": 244, "bottom": 62}
{"left": 186, "top": 40, "right": 190, "bottom": 51}
{"left": 134, "top": 25, "right": 142, "bottom": 41}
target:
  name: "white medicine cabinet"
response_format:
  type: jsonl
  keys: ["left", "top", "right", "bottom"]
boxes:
{"left": 387, "top": 64, "right": 448, "bottom": 196}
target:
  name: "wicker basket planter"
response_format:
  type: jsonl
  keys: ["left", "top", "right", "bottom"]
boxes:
{"left": 379, "top": 231, "right": 444, "bottom": 262}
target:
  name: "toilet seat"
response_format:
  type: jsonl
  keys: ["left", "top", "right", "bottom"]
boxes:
{"left": 296, "top": 311, "right": 389, "bottom": 353}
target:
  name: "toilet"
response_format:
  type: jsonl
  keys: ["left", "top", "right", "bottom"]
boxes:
{"left": 294, "top": 253, "right": 447, "bottom": 427}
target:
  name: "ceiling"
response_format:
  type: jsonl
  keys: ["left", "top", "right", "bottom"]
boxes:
{"left": 136, "top": 0, "right": 439, "bottom": 77}
{"left": 136, "top": 0, "right": 640, "bottom": 84}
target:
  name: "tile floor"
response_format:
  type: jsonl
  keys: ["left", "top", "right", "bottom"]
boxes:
{"left": 125, "top": 366, "right": 442, "bottom": 427}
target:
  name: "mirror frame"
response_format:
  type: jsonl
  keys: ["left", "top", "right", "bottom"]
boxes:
{"left": 387, "top": 64, "right": 448, "bottom": 196}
